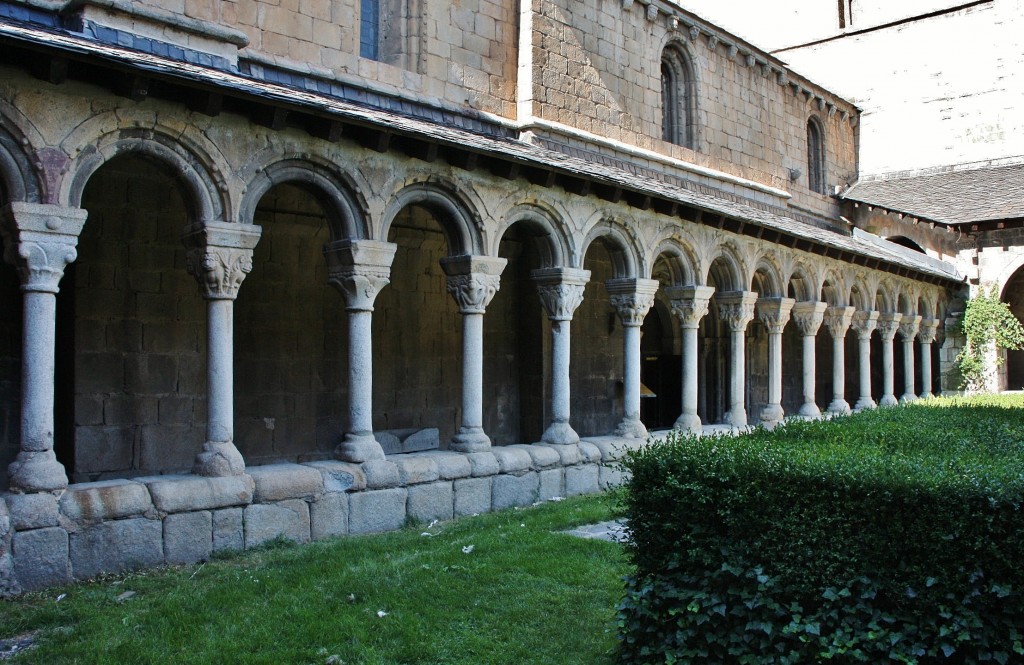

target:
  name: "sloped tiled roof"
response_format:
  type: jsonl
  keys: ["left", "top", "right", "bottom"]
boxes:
{"left": 842, "top": 162, "right": 1024, "bottom": 225}
{"left": 0, "top": 19, "right": 962, "bottom": 285}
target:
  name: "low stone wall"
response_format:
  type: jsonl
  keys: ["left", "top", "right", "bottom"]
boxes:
{"left": 0, "top": 437, "right": 644, "bottom": 595}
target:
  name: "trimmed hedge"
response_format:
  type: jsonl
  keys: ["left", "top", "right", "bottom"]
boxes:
{"left": 617, "top": 396, "right": 1024, "bottom": 664}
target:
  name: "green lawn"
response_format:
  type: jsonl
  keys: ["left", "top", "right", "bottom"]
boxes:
{"left": 0, "top": 494, "right": 626, "bottom": 665}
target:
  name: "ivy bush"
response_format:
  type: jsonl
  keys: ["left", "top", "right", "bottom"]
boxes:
{"left": 956, "top": 285, "right": 1024, "bottom": 391}
{"left": 617, "top": 396, "right": 1024, "bottom": 664}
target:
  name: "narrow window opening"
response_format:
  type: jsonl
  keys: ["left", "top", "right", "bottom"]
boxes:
{"left": 807, "top": 118, "right": 826, "bottom": 194}
{"left": 661, "top": 46, "right": 696, "bottom": 150}
{"left": 360, "top": 0, "right": 379, "bottom": 60}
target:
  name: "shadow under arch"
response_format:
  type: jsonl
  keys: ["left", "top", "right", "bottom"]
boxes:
{"left": 0, "top": 123, "right": 41, "bottom": 205}
{"left": 380, "top": 181, "right": 484, "bottom": 257}
{"left": 238, "top": 159, "right": 369, "bottom": 240}
{"left": 579, "top": 220, "right": 640, "bottom": 279}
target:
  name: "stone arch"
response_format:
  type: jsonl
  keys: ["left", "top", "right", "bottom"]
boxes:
{"left": 380, "top": 180, "right": 484, "bottom": 256}
{"left": 821, "top": 269, "right": 847, "bottom": 306}
{"left": 751, "top": 254, "right": 784, "bottom": 297}
{"left": 650, "top": 236, "right": 700, "bottom": 286}
{"left": 875, "top": 281, "right": 897, "bottom": 313}
{"left": 579, "top": 218, "right": 640, "bottom": 278}
{"left": 849, "top": 279, "right": 873, "bottom": 311}
{"left": 704, "top": 243, "right": 746, "bottom": 291}
{"left": 898, "top": 286, "right": 918, "bottom": 316}
{"left": 787, "top": 262, "right": 819, "bottom": 302}
{"left": 238, "top": 158, "right": 369, "bottom": 240}
{"left": 61, "top": 127, "right": 226, "bottom": 223}
{"left": 0, "top": 120, "right": 41, "bottom": 205}
{"left": 660, "top": 39, "right": 701, "bottom": 150}
{"left": 918, "top": 292, "right": 937, "bottom": 320}
{"left": 494, "top": 201, "right": 571, "bottom": 269}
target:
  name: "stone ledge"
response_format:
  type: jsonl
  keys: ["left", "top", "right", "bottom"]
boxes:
{"left": 302, "top": 461, "right": 366, "bottom": 493}
{"left": 142, "top": 474, "right": 254, "bottom": 514}
{"left": 59, "top": 479, "right": 153, "bottom": 523}
{"left": 248, "top": 463, "right": 324, "bottom": 502}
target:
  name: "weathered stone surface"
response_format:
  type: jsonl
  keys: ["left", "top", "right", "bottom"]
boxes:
{"left": 0, "top": 553, "right": 21, "bottom": 598}
{"left": 303, "top": 460, "right": 366, "bottom": 492}
{"left": 585, "top": 437, "right": 629, "bottom": 462}
{"left": 70, "top": 518, "right": 163, "bottom": 579}
{"left": 164, "top": 511, "right": 213, "bottom": 565}
{"left": 422, "top": 451, "right": 473, "bottom": 480}
{"left": 310, "top": 493, "right": 349, "bottom": 540}
{"left": 392, "top": 455, "right": 440, "bottom": 486}
{"left": 244, "top": 500, "right": 311, "bottom": 548}
{"left": 60, "top": 480, "right": 153, "bottom": 522}
{"left": 552, "top": 442, "right": 584, "bottom": 464}
{"left": 376, "top": 428, "right": 440, "bottom": 455}
{"left": 348, "top": 488, "right": 407, "bottom": 534}
{"left": 525, "top": 444, "right": 561, "bottom": 469}
{"left": 13, "top": 527, "right": 70, "bottom": 591}
{"left": 577, "top": 441, "right": 603, "bottom": 464}
{"left": 492, "top": 472, "right": 539, "bottom": 510}
{"left": 599, "top": 465, "right": 629, "bottom": 490}
{"left": 407, "top": 482, "right": 454, "bottom": 523}
{"left": 212, "top": 507, "right": 244, "bottom": 552}
{"left": 565, "top": 465, "right": 600, "bottom": 496}
{"left": 248, "top": 464, "right": 324, "bottom": 502}
{"left": 454, "top": 477, "right": 492, "bottom": 517}
{"left": 144, "top": 474, "right": 254, "bottom": 513}
{"left": 466, "top": 452, "right": 499, "bottom": 477}
{"left": 362, "top": 460, "right": 400, "bottom": 489}
{"left": 7, "top": 492, "right": 59, "bottom": 530}
{"left": 538, "top": 468, "right": 564, "bottom": 500}
{"left": 491, "top": 447, "right": 532, "bottom": 473}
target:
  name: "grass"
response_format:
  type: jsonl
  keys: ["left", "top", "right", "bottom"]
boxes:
{"left": 0, "top": 494, "right": 626, "bottom": 665}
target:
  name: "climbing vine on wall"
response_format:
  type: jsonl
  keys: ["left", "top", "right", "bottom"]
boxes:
{"left": 956, "top": 285, "right": 1024, "bottom": 391}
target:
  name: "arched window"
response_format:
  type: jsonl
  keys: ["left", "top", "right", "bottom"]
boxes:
{"left": 807, "top": 117, "right": 826, "bottom": 194}
{"left": 661, "top": 46, "right": 696, "bottom": 150}
{"left": 360, "top": 0, "right": 379, "bottom": 60}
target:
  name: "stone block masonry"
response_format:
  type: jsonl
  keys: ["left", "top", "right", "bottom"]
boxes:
{"left": 0, "top": 438, "right": 645, "bottom": 595}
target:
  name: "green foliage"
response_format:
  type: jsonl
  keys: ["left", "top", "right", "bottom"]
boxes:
{"left": 618, "top": 396, "right": 1024, "bottom": 664}
{"left": 956, "top": 285, "right": 1024, "bottom": 391}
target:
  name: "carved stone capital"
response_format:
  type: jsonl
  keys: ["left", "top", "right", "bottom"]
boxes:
{"left": 850, "top": 310, "right": 880, "bottom": 340}
{"left": 1, "top": 202, "right": 88, "bottom": 293}
{"left": 716, "top": 291, "right": 758, "bottom": 332}
{"left": 665, "top": 285, "right": 715, "bottom": 329}
{"left": 875, "top": 312, "right": 903, "bottom": 341}
{"left": 918, "top": 318, "right": 940, "bottom": 345}
{"left": 182, "top": 221, "right": 262, "bottom": 301}
{"left": 324, "top": 239, "right": 397, "bottom": 311}
{"left": 441, "top": 254, "right": 507, "bottom": 314}
{"left": 791, "top": 301, "right": 827, "bottom": 336}
{"left": 531, "top": 267, "right": 590, "bottom": 321}
{"left": 824, "top": 306, "right": 855, "bottom": 340}
{"left": 605, "top": 278, "right": 659, "bottom": 327}
{"left": 898, "top": 314, "right": 922, "bottom": 342}
{"left": 756, "top": 297, "right": 795, "bottom": 334}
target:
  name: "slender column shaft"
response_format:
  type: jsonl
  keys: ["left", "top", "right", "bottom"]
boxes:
{"left": 768, "top": 331, "right": 783, "bottom": 409}
{"left": 801, "top": 334, "right": 816, "bottom": 414}
{"left": 681, "top": 325, "right": 700, "bottom": 428}
{"left": 666, "top": 285, "right": 713, "bottom": 434}
{"left": 550, "top": 320, "right": 572, "bottom": 425}
{"left": 851, "top": 311, "right": 878, "bottom": 411}
{"left": 920, "top": 342, "right": 933, "bottom": 398}
{"left": 756, "top": 297, "right": 794, "bottom": 427}
{"left": 607, "top": 278, "right": 659, "bottom": 439}
{"left": 348, "top": 310, "right": 374, "bottom": 436}
{"left": 2, "top": 203, "right": 88, "bottom": 492}
{"left": 902, "top": 339, "right": 916, "bottom": 402}
{"left": 461, "top": 312, "right": 485, "bottom": 431}
{"left": 876, "top": 313, "right": 901, "bottom": 407}
{"left": 718, "top": 291, "right": 758, "bottom": 429}
{"left": 206, "top": 298, "right": 234, "bottom": 444}
{"left": 825, "top": 306, "right": 854, "bottom": 415}
{"left": 622, "top": 322, "right": 642, "bottom": 424}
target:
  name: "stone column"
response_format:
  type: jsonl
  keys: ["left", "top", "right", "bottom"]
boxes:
{"left": 850, "top": 311, "right": 879, "bottom": 411}
{"left": 875, "top": 312, "right": 902, "bottom": 407}
{"left": 1, "top": 203, "right": 87, "bottom": 492}
{"left": 824, "top": 306, "right": 855, "bottom": 415}
{"left": 756, "top": 297, "right": 795, "bottom": 427}
{"left": 791, "top": 301, "right": 827, "bottom": 418}
{"left": 716, "top": 291, "right": 758, "bottom": 428}
{"left": 531, "top": 267, "right": 591, "bottom": 445}
{"left": 324, "top": 239, "right": 398, "bottom": 462}
{"left": 666, "top": 285, "right": 715, "bottom": 434}
{"left": 441, "top": 255, "right": 507, "bottom": 452}
{"left": 918, "top": 319, "right": 940, "bottom": 398}
{"left": 183, "top": 221, "right": 262, "bottom": 477}
{"left": 898, "top": 314, "right": 922, "bottom": 404}
{"left": 605, "top": 278, "right": 660, "bottom": 439}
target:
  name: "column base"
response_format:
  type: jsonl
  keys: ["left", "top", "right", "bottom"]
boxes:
{"left": 759, "top": 404, "right": 785, "bottom": 426}
{"left": 334, "top": 433, "right": 386, "bottom": 463}
{"left": 192, "top": 441, "right": 245, "bottom": 477}
{"left": 798, "top": 402, "right": 821, "bottom": 418}
{"left": 880, "top": 394, "right": 899, "bottom": 407}
{"left": 7, "top": 450, "right": 68, "bottom": 493}
{"left": 673, "top": 412, "right": 703, "bottom": 435}
{"left": 919, "top": 391, "right": 933, "bottom": 399}
{"left": 899, "top": 393, "right": 918, "bottom": 405}
{"left": 827, "top": 399, "right": 851, "bottom": 416}
{"left": 540, "top": 421, "right": 580, "bottom": 446}
{"left": 853, "top": 397, "right": 876, "bottom": 412}
{"left": 450, "top": 427, "right": 491, "bottom": 453}
{"left": 723, "top": 408, "right": 747, "bottom": 429}
{"left": 615, "top": 417, "right": 648, "bottom": 439}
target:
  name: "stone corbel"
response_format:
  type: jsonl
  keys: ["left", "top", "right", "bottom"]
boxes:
{"left": 441, "top": 254, "right": 507, "bottom": 313}
{"left": 665, "top": 285, "right": 715, "bottom": 329}
{"left": 531, "top": 267, "right": 590, "bottom": 321}
{"left": 182, "top": 221, "right": 262, "bottom": 300}
{"left": 756, "top": 297, "right": 795, "bottom": 334}
{"left": 1, "top": 202, "right": 88, "bottom": 293}
{"left": 716, "top": 291, "right": 758, "bottom": 332}
{"left": 605, "top": 278, "right": 659, "bottom": 326}
{"left": 324, "top": 239, "right": 397, "bottom": 312}
{"left": 791, "top": 301, "right": 828, "bottom": 336}
{"left": 646, "top": 3, "right": 658, "bottom": 21}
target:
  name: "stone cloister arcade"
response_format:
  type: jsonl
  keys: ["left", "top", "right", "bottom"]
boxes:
{"left": 0, "top": 112, "right": 950, "bottom": 495}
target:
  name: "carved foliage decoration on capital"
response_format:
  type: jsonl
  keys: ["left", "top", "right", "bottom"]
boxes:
{"left": 717, "top": 292, "right": 758, "bottom": 333}
{"left": 898, "top": 315, "right": 922, "bottom": 342}
{"left": 918, "top": 319, "right": 940, "bottom": 345}
{"left": 446, "top": 272, "right": 502, "bottom": 314}
{"left": 670, "top": 296, "right": 710, "bottom": 329}
{"left": 606, "top": 278, "right": 659, "bottom": 327}
{"left": 823, "top": 306, "right": 855, "bottom": 340}
{"left": 186, "top": 246, "right": 254, "bottom": 300}
{"left": 756, "top": 298, "right": 795, "bottom": 335}
{"left": 875, "top": 314, "right": 902, "bottom": 341}
{"left": 791, "top": 302, "right": 827, "bottom": 337}
{"left": 536, "top": 282, "right": 586, "bottom": 321}
{"left": 1, "top": 203, "right": 88, "bottom": 293}
{"left": 324, "top": 239, "right": 397, "bottom": 312}
{"left": 329, "top": 269, "right": 390, "bottom": 312}
{"left": 850, "top": 311, "right": 879, "bottom": 340}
